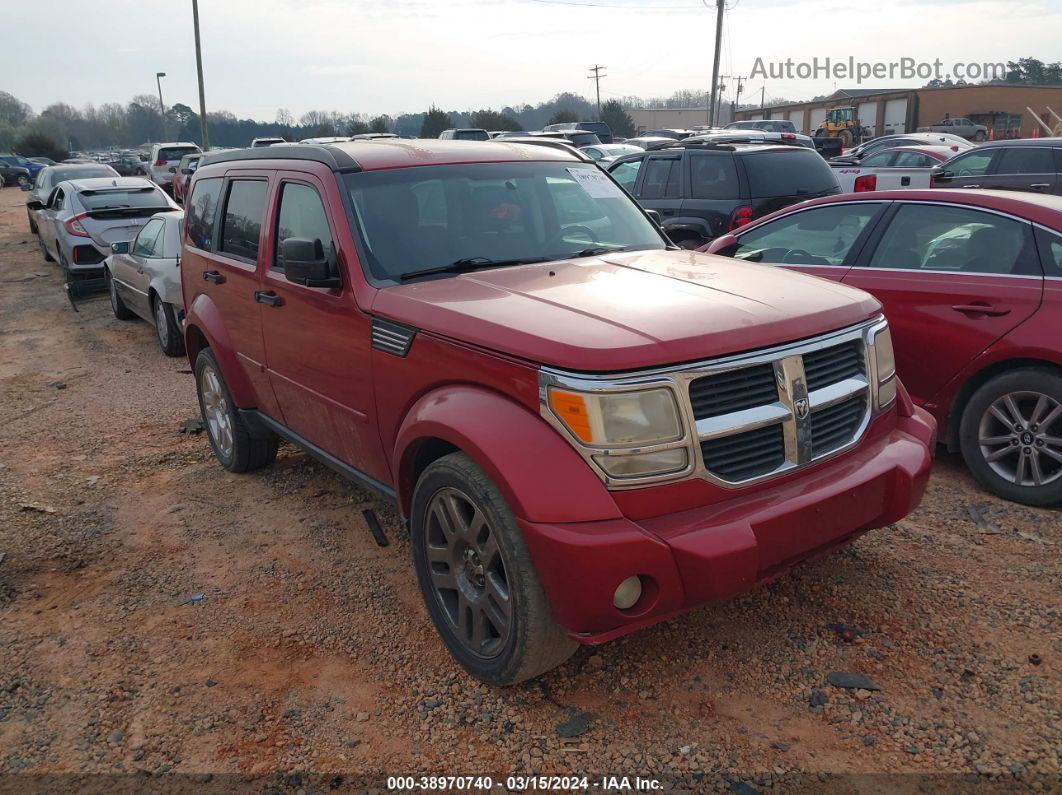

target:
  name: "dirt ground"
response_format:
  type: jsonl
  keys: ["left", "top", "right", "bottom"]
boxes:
{"left": 0, "top": 184, "right": 1059, "bottom": 794}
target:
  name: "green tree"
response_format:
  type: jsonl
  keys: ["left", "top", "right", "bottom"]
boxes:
{"left": 15, "top": 131, "right": 66, "bottom": 161}
{"left": 600, "top": 100, "right": 635, "bottom": 137}
{"left": 547, "top": 109, "right": 579, "bottom": 125}
{"left": 369, "top": 115, "right": 392, "bottom": 133}
{"left": 347, "top": 119, "right": 370, "bottom": 135}
{"left": 420, "top": 106, "right": 452, "bottom": 138}
{"left": 470, "top": 109, "right": 521, "bottom": 131}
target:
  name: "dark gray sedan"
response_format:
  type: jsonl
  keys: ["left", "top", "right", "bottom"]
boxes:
{"left": 0, "top": 162, "right": 30, "bottom": 187}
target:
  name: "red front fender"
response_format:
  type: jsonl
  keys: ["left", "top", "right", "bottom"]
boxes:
{"left": 392, "top": 385, "right": 621, "bottom": 524}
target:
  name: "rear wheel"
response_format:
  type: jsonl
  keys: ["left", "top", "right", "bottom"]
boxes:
{"left": 973, "top": 130, "right": 987, "bottom": 142}
{"left": 959, "top": 369, "right": 1062, "bottom": 506}
{"left": 106, "top": 269, "right": 136, "bottom": 320}
{"left": 57, "top": 247, "right": 72, "bottom": 284}
{"left": 153, "top": 294, "right": 185, "bottom": 357}
{"left": 410, "top": 452, "right": 577, "bottom": 685}
{"left": 27, "top": 214, "right": 37, "bottom": 235}
{"left": 194, "top": 348, "right": 278, "bottom": 473}
{"left": 37, "top": 233, "right": 53, "bottom": 262}
{"left": 17, "top": 174, "right": 30, "bottom": 189}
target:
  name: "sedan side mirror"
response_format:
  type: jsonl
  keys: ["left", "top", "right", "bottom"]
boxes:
{"left": 181, "top": 168, "right": 193, "bottom": 175}
{"left": 931, "top": 166, "right": 952, "bottom": 180}
{"left": 111, "top": 241, "right": 130, "bottom": 255}
{"left": 281, "top": 237, "right": 340, "bottom": 288}
{"left": 168, "top": 166, "right": 177, "bottom": 173}
{"left": 26, "top": 199, "right": 44, "bottom": 210}
{"left": 20, "top": 182, "right": 32, "bottom": 192}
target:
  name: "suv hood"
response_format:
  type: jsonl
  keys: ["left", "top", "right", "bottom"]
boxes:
{"left": 372, "top": 250, "right": 881, "bottom": 372}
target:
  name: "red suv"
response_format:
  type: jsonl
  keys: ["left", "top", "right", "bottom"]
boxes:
{"left": 181, "top": 141, "right": 935, "bottom": 684}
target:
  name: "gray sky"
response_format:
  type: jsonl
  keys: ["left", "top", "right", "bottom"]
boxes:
{"left": 2, "top": 0, "right": 1057, "bottom": 120}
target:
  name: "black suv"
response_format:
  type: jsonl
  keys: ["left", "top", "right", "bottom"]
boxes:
{"left": 606, "top": 142, "right": 841, "bottom": 248}
{"left": 931, "top": 138, "right": 1062, "bottom": 196}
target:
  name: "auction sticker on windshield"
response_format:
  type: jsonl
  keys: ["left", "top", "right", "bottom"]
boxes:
{"left": 567, "top": 167, "right": 625, "bottom": 199}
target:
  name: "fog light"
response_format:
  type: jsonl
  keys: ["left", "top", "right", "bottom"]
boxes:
{"left": 613, "top": 576, "right": 643, "bottom": 610}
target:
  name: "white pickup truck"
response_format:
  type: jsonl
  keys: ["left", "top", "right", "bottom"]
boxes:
{"left": 831, "top": 145, "right": 954, "bottom": 193}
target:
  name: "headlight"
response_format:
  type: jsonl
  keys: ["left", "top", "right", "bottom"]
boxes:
{"left": 871, "top": 325, "right": 897, "bottom": 409}
{"left": 545, "top": 386, "right": 690, "bottom": 480}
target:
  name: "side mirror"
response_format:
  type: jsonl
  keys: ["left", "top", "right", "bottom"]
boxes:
{"left": 281, "top": 237, "right": 340, "bottom": 288}
{"left": 26, "top": 199, "right": 44, "bottom": 210}
{"left": 168, "top": 166, "right": 177, "bottom": 173}
{"left": 20, "top": 182, "right": 32, "bottom": 192}
{"left": 931, "top": 166, "right": 951, "bottom": 180}
{"left": 111, "top": 241, "right": 130, "bottom": 255}
{"left": 706, "top": 233, "right": 739, "bottom": 255}
{"left": 181, "top": 168, "right": 193, "bottom": 175}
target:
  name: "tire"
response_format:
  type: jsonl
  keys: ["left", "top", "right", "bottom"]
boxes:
{"left": 106, "top": 268, "right": 136, "bottom": 320}
{"left": 153, "top": 294, "right": 185, "bottom": 357}
{"left": 410, "top": 452, "right": 577, "bottom": 685}
{"left": 974, "top": 131, "right": 987, "bottom": 142}
{"left": 194, "top": 348, "right": 278, "bottom": 473}
{"left": 38, "top": 233, "right": 54, "bottom": 262}
{"left": 57, "top": 247, "right": 72, "bottom": 284}
{"left": 839, "top": 129, "right": 854, "bottom": 147}
{"left": 27, "top": 214, "right": 37, "bottom": 235}
{"left": 17, "top": 174, "right": 30, "bottom": 189}
{"left": 959, "top": 368, "right": 1062, "bottom": 506}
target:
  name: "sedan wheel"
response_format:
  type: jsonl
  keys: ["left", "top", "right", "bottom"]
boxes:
{"left": 960, "top": 370, "right": 1062, "bottom": 506}
{"left": 17, "top": 174, "right": 30, "bottom": 188}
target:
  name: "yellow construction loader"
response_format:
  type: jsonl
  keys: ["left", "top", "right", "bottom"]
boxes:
{"left": 813, "top": 106, "right": 870, "bottom": 147}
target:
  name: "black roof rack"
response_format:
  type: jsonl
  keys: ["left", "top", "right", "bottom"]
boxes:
{"left": 198, "top": 143, "right": 362, "bottom": 172}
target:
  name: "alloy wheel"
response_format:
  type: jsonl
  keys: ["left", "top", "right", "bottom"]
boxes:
{"left": 108, "top": 273, "right": 119, "bottom": 314}
{"left": 978, "top": 391, "right": 1062, "bottom": 487}
{"left": 155, "top": 297, "right": 169, "bottom": 348}
{"left": 200, "top": 364, "right": 234, "bottom": 460}
{"left": 423, "top": 486, "right": 512, "bottom": 659}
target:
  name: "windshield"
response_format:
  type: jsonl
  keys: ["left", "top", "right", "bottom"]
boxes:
{"left": 344, "top": 161, "right": 665, "bottom": 282}
{"left": 454, "top": 130, "right": 490, "bottom": 141}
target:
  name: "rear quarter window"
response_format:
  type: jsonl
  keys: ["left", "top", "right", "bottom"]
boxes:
{"left": 185, "top": 177, "right": 224, "bottom": 250}
{"left": 742, "top": 150, "right": 839, "bottom": 198}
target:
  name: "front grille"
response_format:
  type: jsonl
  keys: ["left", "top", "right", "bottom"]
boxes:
{"left": 811, "top": 396, "right": 866, "bottom": 457}
{"left": 701, "top": 423, "right": 786, "bottom": 482}
{"left": 803, "top": 340, "right": 865, "bottom": 391}
{"left": 689, "top": 363, "right": 778, "bottom": 420}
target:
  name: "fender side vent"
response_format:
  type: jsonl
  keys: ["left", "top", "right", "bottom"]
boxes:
{"left": 372, "top": 318, "right": 417, "bottom": 357}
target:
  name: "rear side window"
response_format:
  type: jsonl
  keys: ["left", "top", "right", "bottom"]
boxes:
{"left": 689, "top": 153, "right": 739, "bottom": 200}
{"left": 640, "top": 157, "right": 680, "bottom": 199}
{"left": 133, "top": 218, "right": 165, "bottom": 257}
{"left": 994, "top": 147, "right": 1054, "bottom": 175}
{"left": 158, "top": 146, "right": 199, "bottom": 162}
{"left": 1034, "top": 227, "right": 1062, "bottom": 277}
{"left": 186, "top": 177, "right": 223, "bottom": 250}
{"left": 274, "top": 182, "right": 335, "bottom": 272}
{"left": 220, "top": 180, "right": 268, "bottom": 261}
{"left": 742, "top": 150, "right": 839, "bottom": 197}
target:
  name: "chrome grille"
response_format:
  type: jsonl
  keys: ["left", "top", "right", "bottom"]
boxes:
{"left": 811, "top": 396, "right": 867, "bottom": 458}
{"left": 803, "top": 340, "right": 865, "bottom": 391}
{"left": 689, "top": 363, "right": 778, "bottom": 420}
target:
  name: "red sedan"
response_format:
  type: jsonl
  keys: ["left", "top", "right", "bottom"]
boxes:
{"left": 705, "top": 189, "right": 1062, "bottom": 506}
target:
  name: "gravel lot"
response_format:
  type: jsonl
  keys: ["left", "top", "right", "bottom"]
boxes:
{"left": 0, "top": 185, "right": 1059, "bottom": 793}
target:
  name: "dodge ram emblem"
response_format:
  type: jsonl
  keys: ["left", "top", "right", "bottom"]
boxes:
{"left": 794, "top": 398, "right": 810, "bottom": 419}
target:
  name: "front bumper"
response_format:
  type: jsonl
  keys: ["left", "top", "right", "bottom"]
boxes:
{"left": 519, "top": 407, "right": 936, "bottom": 643}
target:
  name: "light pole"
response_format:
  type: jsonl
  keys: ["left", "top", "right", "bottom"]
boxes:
{"left": 192, "top": 0, "right": 209, "bottom": 149}
{"left": 156, "top": 72, "right": 167, "bottom": 140}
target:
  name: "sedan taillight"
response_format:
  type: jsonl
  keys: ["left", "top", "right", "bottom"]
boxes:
{"left": 64, "top": 213, "right": 90, "bottom": 238}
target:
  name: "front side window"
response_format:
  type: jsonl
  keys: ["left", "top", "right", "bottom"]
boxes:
{"left": 730, "top": 203, "right": 882, "bottom": 266}
{"left": 639, "top": 157, "right": 680, "bottom": 199}
{"left": 867, "top": 204, "right": 1036, "bottom": 275}
{"left": 610, "top": 159, "right": 643, "bottom": 192}
{"left": 219, "top": 180, "right": 268, "bottom": 261}
{"left": 893, "top": 152, "right": 934, "bottom": 168}
{"left": 945, "top": 150, "right": 994, "bottom": 177}
{"left": 344, "top": 161, "right": 665, "bottom": 282}
{"left": 274, "top": 182, "right": 334, "bottom": 273}
{"left": 860, "top": 152, "right": 895, "bottom": 168}
{"left": 185, "top": 177, "right": 223, "bottom": 251}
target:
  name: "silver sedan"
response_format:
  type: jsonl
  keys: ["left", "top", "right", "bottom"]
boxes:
{"left": 105, "top": 210, "right": 186, "bottom": 357}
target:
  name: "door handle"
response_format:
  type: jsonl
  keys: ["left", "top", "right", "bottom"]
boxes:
{"left": 203, "top": 270, "right": 225, "bottom": 284}
{"left": 952, "top": 303, "right": 1010, "bottom": 317}
{"left": 964, "top": 184, "right": 981, "bottom": 188}
{"left": 254, "top": 290, "right": 283, "bottom": 307}
{"left": 1029, "top": 183, "right": 1050, "bottom": 189}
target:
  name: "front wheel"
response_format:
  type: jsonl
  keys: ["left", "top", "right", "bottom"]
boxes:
{"left": 17, "top": 174, "right": 30, "bottom": 188}
{"left": 959, "top": 369, "right": 1062, "bottom": 506}
{"left": 973, "top": 130, "right": 987, "bottom": 142}
{"left": 153, "top": 294, "right": 185, "bottom": 357}
{"left": 194, "top": 348, "right": 278, "bottom": 473}
{"left": 410, "top": 452, "right": 577, "bottom": 685}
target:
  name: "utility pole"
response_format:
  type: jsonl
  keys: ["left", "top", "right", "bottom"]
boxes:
{"left": 192, "top": 0, "right": 209, "bottom": 149}
{"left": 721, "top": 75, "right": 745, "bottom": 123}
{"left": 587, "top": 65, "right": 606, "bottom": 120}
{"left": 156, "top": 72, "right": 167, "bottom": 140}
{"left": 708, "top": 0, "right": 724, "bottom": 126}
{"left": 760, "top": 85, "right": 766, "bottom": 110}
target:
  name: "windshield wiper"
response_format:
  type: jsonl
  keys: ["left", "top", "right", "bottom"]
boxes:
{"left": 398, "top": 256, "right": 550, "bottom": 282}
{"left": 568, "top": 245, "right": 633, "bottom": 258}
